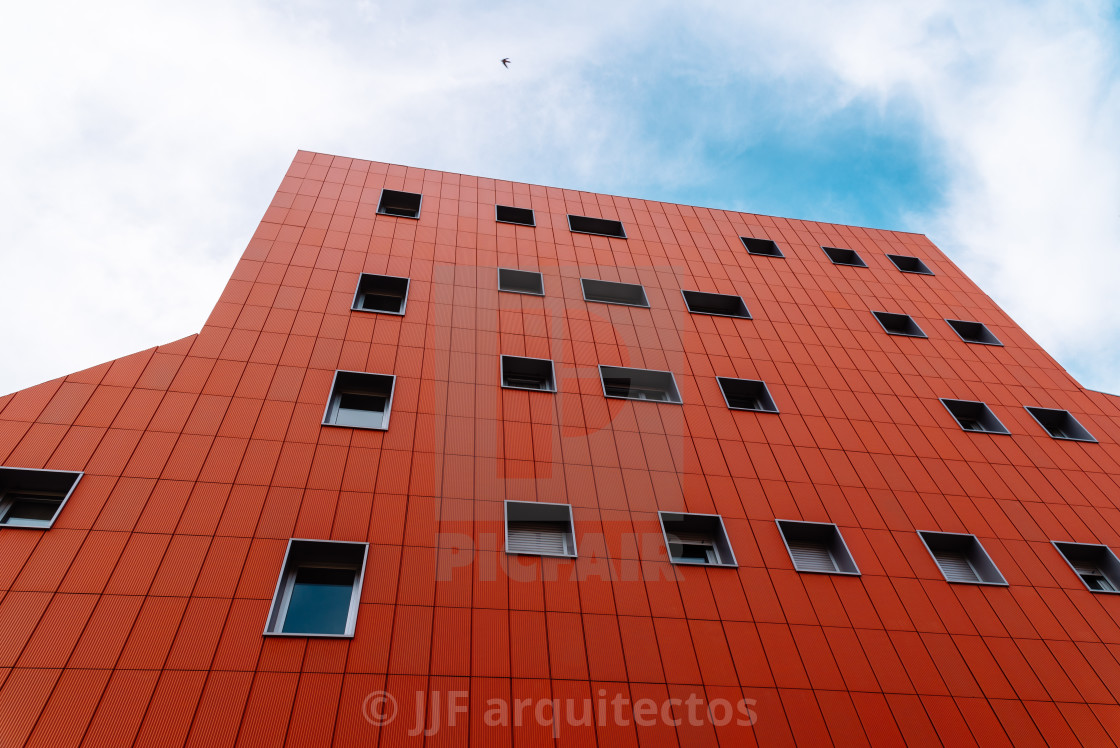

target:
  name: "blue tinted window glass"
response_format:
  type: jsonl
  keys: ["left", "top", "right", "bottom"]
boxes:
{"left": 282, "top": 566, "right": 356, "bottom": 635}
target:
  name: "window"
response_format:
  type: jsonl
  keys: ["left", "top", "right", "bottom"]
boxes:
{"left": 740, "top": 237, "right": 784, "bottom": 258}
{"left": 0, "top": 467, "right": 82, "bottom": 529}
{"left": 376, "top": 189, "right": 422, "bottom": 219}
{"left": 265, "top": 539, "right": 367, "bottom": 637}
{"left": 776, "top": 520, "right": 860, "bottom": 575}
{"left": 717, "top": 377, "right": 778, "bottom": 413}
{"left": 495, "top": 205, "right": 535, "bottom": 226}
{"left": 568, "top": 214, "right": 626, "bottom": 238}
{"left": 681, "top": 290, "right": 751, "bottom": 318}
{"left": 872, "top": 311, "right": 927, "bottom": 338}
{"left": 918, "top": 531, "right": 1007, "bottom": 585}
{"left": 352, "top": 273, "right": 410, "bottom": 315}
{"left": 821, "top": 246, "right": 867, "bottom": 267}
{"left": 581, "top": 278, "right": 649, "bottom": 307}
{"left": 945, "top": 319, "right": 1002, "bottom": 346}
{"left": 505, "top": 501, "right": 576, "bottom": 557}
{"left": 498, "top": 268, "right": 545, "bottom": 296}
{"left": 940, "top": 399, "right": 1010, "bottom": 434}
{"left": 1053, "top": 542, "right": 1120, "bottom": 593}
{"left": 323, "top": 371, "right": 395, "bottom": 430}
{"left": 501, "top": 355, "right": 556, "bottom": 392}
{"left": 886, "top": 254, "right": 934, "bottom": 275}
{"left": 1025, "top": 407, "right": 1096, "bottom": 442}
{"left": 659, "top": 512, "right": 736, "bottom": 567}
{"left": 599, "top": 366, "right": 682, "bottom": 404}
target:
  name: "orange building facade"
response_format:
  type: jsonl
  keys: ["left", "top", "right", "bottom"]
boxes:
{"left": 2, "top": 150, "right": 1120, "bottom": 746}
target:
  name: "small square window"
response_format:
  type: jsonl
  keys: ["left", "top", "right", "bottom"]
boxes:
{"left": 945, "top": 319, "right": 1002, "bottom": 346}
{"left": 323, "top": 371, "right": 395, "bottom": 430}
{"left": 498, "top": 268, "right": 545, "bottom": 296}
{"left": 599, "top": 366, "right": 682, "bottom": 404}
{"left": 1025, "top": 407, "right": 1096, "bottom": 442}
{"left": 377, "top": 189, "right": 422, "bottom": 219}
{"left": 568, "top": 215, "right": 626, "bottom": 238}
{"left": 776, "top": 520, "right": 860, "bottom": 575}
{"left": 1053, "top": 542, "right": 1120, "bottom": 593}
{"left": 0, "top": 467, "right": 82, "bottom": 529}
{"left": 886, "top": 254, "right": 934, "bottom": 275}
{"left": 265, "top": 539, "right": 367, "bottom": 637}
{"left": 495, "top": 205, "right": 535, "bottom": 226}
{"left": 716, "top": 377, "right": 778, "bottom": 413}
{"left": 681, "top": 290, "right": 751, "bottom": 319}
{"left": 505, "top": 501, "right": 576, "bottom": 557}
{"left": 659, "top": 512, "right": 737, "bottom": 567}
{"left": 581, "top": 278, "right": 649, "bottom": 307}
{"left": 352, "top": 274, "right": 410, "bottom": 315}
{"left": 872, "top": 311, "right": 927, "bottom": 338}
{"left": 919, "top": 531, "right": 1007, "bottom": 585}
{"left": 501, "top": 355, "right": 556, "bottom": 392}
{"left": 740, "top": 237, "right": 784, "bottom": 258}
{"left": 940, "top": 399, "right": 1010, "bottom": 434}
{"left": 821, "top": 246, "right": 867, "bottom": 267}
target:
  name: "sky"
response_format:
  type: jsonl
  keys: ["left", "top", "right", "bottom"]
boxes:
{"left": 1, "top": 0, "right": 1119, "bottom": 395}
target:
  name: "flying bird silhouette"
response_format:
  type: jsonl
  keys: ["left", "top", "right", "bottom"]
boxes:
{"left": 501, "top": 58, "right": 511, "bottom": 68}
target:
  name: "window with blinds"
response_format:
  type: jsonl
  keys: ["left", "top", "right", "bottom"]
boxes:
{"left": 777, "top": 520, "right": 859, "bottom": 575}
{"left": 505, "top": 501, "right": 576, "bottom": 558}
{"left": 659, "top": 512, "right": 736, "bottom": 567}
{"left": 920, "top": 532, "right": 1006, "bottom": 585}
{"left": 508, "top": 522, "right": 572, "bottom": 556}
{"left": 930, "top": 549, "right": 980, "bottom": 583}
{"left": 1053, "top": 542, "right": 1120, "bottom": 594}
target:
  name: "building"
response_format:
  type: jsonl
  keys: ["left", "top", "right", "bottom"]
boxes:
{"left": 1, "top": 150, "right": 1119, "bottom": 746}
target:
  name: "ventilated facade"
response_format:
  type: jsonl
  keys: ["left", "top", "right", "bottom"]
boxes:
{"left": 2, "top": 150, "right": 1120, "bottom": 745}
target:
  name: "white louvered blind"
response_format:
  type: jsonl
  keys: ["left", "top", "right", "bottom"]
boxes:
{"left": 932, "top": 549, "right": 980, "bottom": 582}
{"left": 788, "top": 538, "right": 837, "bottom": 572}
{"left": 508, "top": 522, "right": 570, "bottom": 556}
{"left": 1070, "top": 558, "right": 1101, "bottom": 577}
{"left": 666, "top": 531, "right": 714, "bottom": 547}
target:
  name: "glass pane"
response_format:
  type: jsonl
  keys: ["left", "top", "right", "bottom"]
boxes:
{"left": 282, "top": 566, "right": 356, "bottom": 635}
{"left": 334, "top": 393, "right": 387, "bottom": 428}
{"left": 362, "top": 293, "right": 403, "bottom": 312}
{"left": 1, "top": 495, "right": 61, "bottom": 525}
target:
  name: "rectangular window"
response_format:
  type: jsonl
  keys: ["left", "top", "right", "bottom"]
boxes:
{"left": 495, "top": 205, "right": 535, "bottom": 226}
{"left": 940, "top": 399, "right": 1010, "bottom": 434}
{"left": 886, "top": 254, "right": 934, "bottom": 275}
{"left": 377, "top": 189, "right": 422, "bottom": 219}
{"left": 776, "top": 520, "right": 860, "bottom": 575}
{"left": 581, "top": 278, "right": 649, "bottom": 307}
{"left": 740, "top": 237, "right": 784, "bottom": 257}
{"left": 265, "top": 539, "right": 367, "bottom": 637}
{"left": 659, "top": 512, "right": 737, "bottom": 567}
{"left": 681, "top": 290, "right": 751, "bottom": 318}
{"left": 501, "top": 355, "right": 556, "bottom": 392}
{"left": 323, "top": 371, "right": 396, "bottom": 430}
{"left": 505, "top": 501, "right": 576, "bottom": 557}
{"left": 0, "top": 467, "right": 82, "bottom": 529}
{"left": 352, "top": 273, "right": 410, "bottom": 315}
{"left": 716, "top": 377, "right": 778, "bottom": 413}
{"left": 599, "top": 365, "right": 682, "bottom": 404}
{"left": 1053, "top": 542, "right": 1120, "bottom": 593}
{"left": 568, "top": 215, "right": 626, "bottom": 238}
{"left": 872, "top": 311, "right": 927, "bottom": 338}
{"left": 821, "top": 246, "right": 867, "bottom": 267}
{"left": 945, "top": 319, "right": 1002, "bottom": 346}
{"left": 1025, "top": 407, "right": 1096, "bottom": 442}
{"left": 919, "top": 531, "right": 1007, "bottom": 585}
{"left": 498, "top": 268, "right": 545, "bottom": 296}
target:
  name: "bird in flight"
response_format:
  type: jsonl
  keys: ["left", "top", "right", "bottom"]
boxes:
{"left": 501, "top": 58, "right": 511, "bottom": 68}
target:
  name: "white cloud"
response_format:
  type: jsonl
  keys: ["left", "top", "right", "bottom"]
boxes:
{"left": 1, "top": 0, "right": 1118, "bottom": 394}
